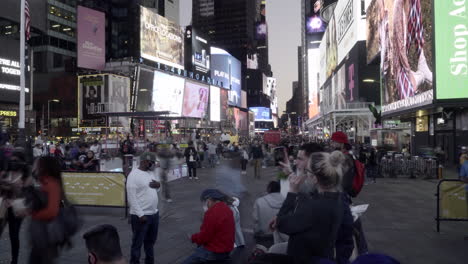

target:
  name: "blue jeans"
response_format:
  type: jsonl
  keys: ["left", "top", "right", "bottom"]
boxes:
{"left": 182, "top": 247, "right": 230, "bottom": 264}
{"left": 130, "top": 213, "right": 159, "bottom": 264}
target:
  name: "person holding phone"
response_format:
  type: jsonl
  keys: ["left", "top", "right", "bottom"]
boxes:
{"left": 126, "top": 152, "right": 161, "bottom": 264}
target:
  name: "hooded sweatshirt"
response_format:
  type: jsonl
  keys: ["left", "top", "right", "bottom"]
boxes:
{"left": 253, "top": 192, "right": 285, "bottom": 235}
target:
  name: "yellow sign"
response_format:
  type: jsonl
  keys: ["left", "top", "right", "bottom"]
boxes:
{"left": 62, "top": 172, "right": 126, "bottom": 207}
{"left": 440, "top": 181, "right": 468, "bottom": 219}
{"left": 0, "top": 110, "right": 17, "bottom": 117}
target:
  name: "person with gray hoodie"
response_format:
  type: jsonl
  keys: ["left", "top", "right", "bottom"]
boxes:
{"left": 253, "top": 181, "right": 286, "bottom": 248}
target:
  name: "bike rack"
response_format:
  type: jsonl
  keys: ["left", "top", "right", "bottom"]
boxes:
{"left": 435, "top": 179, "right": 468, "bottom": 232}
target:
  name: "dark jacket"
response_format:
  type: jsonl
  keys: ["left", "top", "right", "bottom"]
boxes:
{"left": 184, "top": 147, "right": 198, "bottom": 163}
{"left": 335, "top": 194, "right": 355, "bottom": 264}
{"left": 276, "top": 192, "right": 344, "bottom": 263}
{"left": 342, "top": 153, "right": 355, "bottom": 197}
{"left": 250, "top": 145, "right": 264, "bottom": 159}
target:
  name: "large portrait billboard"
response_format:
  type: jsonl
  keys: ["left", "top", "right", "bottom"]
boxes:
{"left": 210, "top": 47, "right": 242, "bottom": 107}
{"left": 308, "top": 48, "right": 320, "bottom": 119}
{"left": 182, "top": 81, "right": 209, "bottom": 118}
{"left": 107, "top": 75, "right": 130, "bottom": 128}
{"left": 210, "top": 86, "right": 221, "bottom": 122}
{"left": 78, "top": 75, "right": 106, "bottom": 127}
{"left": 434, "top": 0, "right": 468, "bottom": 100}
{"left": 185, "top": 26, "right": 211, "bottom": 75}
{"left": 367, "top": 0, "right": 433, "bottom": 114}
{"left": 140, "top": 6, "right": 184, "bottom": 69}
{"left": 306, "top": 0, "right": 328, "bottom": 34}
{"left": 77, "top": 6, "right": 105, "bottom": 70}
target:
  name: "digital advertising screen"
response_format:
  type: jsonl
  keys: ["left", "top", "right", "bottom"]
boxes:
{"left": 306, "top": 0, "right": 328, "bottom": 34}
{"left": 250, "top": 107, "right": 272, "bottom": 121}
{"left": 107, "top": 75, "right": 131, "bottom": 128}
{"left": 210, "top": 86, "right": 221, "bottom": 122}
{"left": 308, "top": 48, "right": 320, "bottom": 119}
{"left": 434, "top": 0, "right": 468, "bottom": 100}
{"left": 368, "top": 0, "right": 433, "bottom": 114}
{"left": 185, "top": 26, "right": 211, "bottom": 75}
{"left": 78, "top": 75, "right": 106, "bottom": 127}
{"left": 241, "top": 90, "right": 247, "bottom": 109}
{"left": 140, "top": 6, "right": 184, "bottom": 69}
{"left": 135, "top": 69, "right": 185, "bottom": 116}
{"left": 77, "top": 6, "right": 105, "bottom": 70}
{"left": 256, "top": 22, "right": 268, "bottom": 40}
{"left": 220, "top": 88, "right": 229, "bottom": 121}
{"left": 182, "top": 81, "right": 209, "bottom": 118}
{"left": 0, "top": 37, "right": 30, "bottom": 104}
{"left": 210, "top": 47, "right": 242, "bottom": 105}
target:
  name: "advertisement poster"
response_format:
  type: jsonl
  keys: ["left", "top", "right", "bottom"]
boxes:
{"left": 107, "top": 75, "right": 130, "bottom": 128}
{"left": 153, "top": 71, "right": 185, "bottom": 116}
{"left": 220, "top": 88, "right": 229, "bottom": 121}
{"left": 78, "top": 75, "right": 106, "bottom": 127}
{"left": 326, "top": 14, "right": 338, "bottom": 78}
{"left": 241, "top": 90, "right": 247, "bottom": 109}
{"left": 185, "top": 26, "right": 211, "bottom": 75}
{"left": 63, "top": 172, "right": 126, "bottom": 207}
{"left": 210, "top": 86, "right": 220, "bottom": 122}
{"left": 238, "top": 110, "right": 249, "bottom": 132}
{"left": 183, "top": 81, "right": 209, "bottom": 118}
{"left": 210, "top": 47, "right": 242, "bottom": 107}
{"left": 250, "top": 107, "right": 272, "bottom": 121}
{"left": 434, "top": 0, "right": 468, "bottom": 100}
{"left": 77, "top": 6, "right": 105, "bottom": 70}
{"left": 366, "top": 0, "right": 381, "bottom": 63}
{"left": 140, "top": 6, "right": 184, "bottom": 69}
{"left": 135, "top": 68, "right": 155, "bottom": 112}
{"left": 0, "top": 36, "right": 30, "bottom": 104}
{"left": 368, "top": 0, "right": 433, "bottom": 114}
{"left": 306, "top": 0, "right": 328, "bottom": 34}
{"left": 308, "top": 48, "right": 320, "bottom": 118}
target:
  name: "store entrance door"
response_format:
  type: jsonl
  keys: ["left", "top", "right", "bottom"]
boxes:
{"left": 435, "top": 132, "right": 455, "bottom": 166}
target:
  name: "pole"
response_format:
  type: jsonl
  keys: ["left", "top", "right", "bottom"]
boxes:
{"left": 18, "top": 0, "right": 26, "bottom": 144}
{"left": 41, "top": 104, "right": 44, "bottom": 135}
{"left": 47, "top": 101, "right": 50, "bottom": 134}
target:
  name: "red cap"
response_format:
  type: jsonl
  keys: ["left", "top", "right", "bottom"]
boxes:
{"left": 331, "top": 131, "right": 349, "bottom": 144}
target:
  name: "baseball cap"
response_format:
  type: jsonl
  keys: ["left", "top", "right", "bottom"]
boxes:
{"left": 200, "top": 189, "right": 226, "bottom": 201}
{"left": 331, "top": 131, "right": 349, "bottom": 144}
{"left": 140, "top": 152, "right": 157, "bottom": 162}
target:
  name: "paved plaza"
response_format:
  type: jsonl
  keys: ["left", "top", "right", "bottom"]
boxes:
{"left": 1, "top": 159, "right": 467, "bottom": 264}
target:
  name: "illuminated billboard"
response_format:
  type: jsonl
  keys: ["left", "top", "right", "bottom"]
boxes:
{"left": 211, "top": 47, "right": 242, "bottom": 107}
{"left": 135, "top": 69, "right": 185, "bottom": 116}
{"left": 77, "top": 6, "right": 105, "bottom": 70}
{"left": 308, "top": 48, "right": 320, "bottom": 119}
{"left": 367, "top": 0, "right": 433, "bottom": 114}
{"left": 0, "top": 37, "right": 30, "bottom": 104}
{"left": 140, "top": 6, "right": 184, "bottom": 69}
{"left": 182, "top": 81, "right": 209, "bottom": 118}
{"left": 210, "top": 86, "right": 220, "bottom": 122}
{"left": 185, "top": 26, "right": 210, "bottom": 75}
{"left": 250, "top": 107, "right": 272, "bottom": 121}
{"left": 306, "top": 0, "right": 328, "bottom": 34}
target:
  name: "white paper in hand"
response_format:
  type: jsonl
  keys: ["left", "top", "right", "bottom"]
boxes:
{"left": 351, "top": 204, "right": 369, "bottom": 222}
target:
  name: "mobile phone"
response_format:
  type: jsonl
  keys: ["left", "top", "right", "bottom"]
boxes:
{"left": 274, "top": 147, "right": 287, "bottom": 166}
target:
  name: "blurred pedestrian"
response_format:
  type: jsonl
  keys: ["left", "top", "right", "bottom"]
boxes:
{"left": 158, "top": 145, "right": 174, "bottom": 202}
{"left": 82, "top": 151, "right": 99, "bottom": 172}
{"left": 250, "top": 140, "right": 264, "bottom": 179}
{"left": 240, "top": 145, "right": 249, "bottom": 174}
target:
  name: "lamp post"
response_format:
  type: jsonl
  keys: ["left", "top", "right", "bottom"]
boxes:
{"left": 47, "top": 99, "right": 60, "bottom": 134}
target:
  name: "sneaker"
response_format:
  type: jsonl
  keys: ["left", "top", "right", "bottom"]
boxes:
{"left": 194, "top": 177, "right": 199, "bottom": 180}
{"left": 189, "top": 177, "right": 193, "bottom": 180}
{"left": 166, "top": 199, "right": 173, "bottom": 203}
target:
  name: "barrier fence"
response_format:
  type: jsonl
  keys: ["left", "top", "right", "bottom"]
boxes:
{"left": 435, "top": 179, "right": 468, "bottom": 232}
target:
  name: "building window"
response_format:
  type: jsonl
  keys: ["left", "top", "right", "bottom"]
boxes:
{"left": 49, "top": 22, "right": 75, "bottom": 37}
{"left": 49, "top": 5, "right": 76, "bottom": 23}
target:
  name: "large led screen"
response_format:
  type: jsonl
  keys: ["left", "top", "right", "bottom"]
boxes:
{"left": 140, "top": 6, "right": 184, "bottom": 69}
{"left": 135, "top": 70, "right": 185, "bottom": 116}
{"left": 434, "top": 0, "right": 468, "bottom": 100}
{"left": 107, "top": 75, "right": 131, "bottom": 128}
{"left": 250, "top": 107, "right": 272, "bottom": 121}
{"left": 0, "top": 37, "right": 30, "bottom": 104}
{"left": 210, "top": 86, "right": 221, "bottom": 122}
{"left": 77, "top": 6, "right": 105, "bottom": 70}
{"left": 306, "top": 0, "right": 328, "bottom": 34}
{"left": 185, "top": 26, "right": 210, "bottom": 75}
{"left": 211, "top": 47, "right": 242, "bottom": 107}
{"left": 220, "top": 88, "right": 229, "bottom": 121}
{"left": 183, "top": 81, "right": 209, "bottom": 118}
{"left": 367, "top": 0, "right": 433, "bottom": 114}
{"left": 78, "top": 75, "right": 106, "bottom": 127}
{"left": 308, "top": 48, "right": 320, "bottom": 119}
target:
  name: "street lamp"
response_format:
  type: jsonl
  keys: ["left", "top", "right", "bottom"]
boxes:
{"left": 47, "top": 99, "right": 60, "bottom": 134}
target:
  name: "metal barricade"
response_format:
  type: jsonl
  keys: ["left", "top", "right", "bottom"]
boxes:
{"left": 435, "top": 179, "right": 468, "bottom": 232}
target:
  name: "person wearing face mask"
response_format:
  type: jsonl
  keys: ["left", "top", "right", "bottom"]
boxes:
{"left": 126, "top": 152, "right": 161, "bottom": 264}
{"left": 83, "top": 224, "right": 126, "bottom": 264}
{"left": 0, "top": 150, "right": 32, "bottom": 264}
{"left": 182, "top": 189, "right": 235, "bottom": 264}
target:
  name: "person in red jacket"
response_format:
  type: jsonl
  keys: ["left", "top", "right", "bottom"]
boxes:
{"left": 182, "top": 189, "right": 235, "bottom": 264}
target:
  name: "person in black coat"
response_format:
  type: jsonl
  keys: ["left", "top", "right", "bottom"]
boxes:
{"left": 275, "top": 151, "right": 351, "bottom": 264}
{"left": 184, "top": 141, "right": 199, "bottom": 180}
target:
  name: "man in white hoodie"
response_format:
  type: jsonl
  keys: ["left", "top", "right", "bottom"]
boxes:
{"left": 252, "top": 181, "right": 285, "bottom": 247}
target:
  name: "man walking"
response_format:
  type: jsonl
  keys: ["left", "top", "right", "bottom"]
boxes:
{"left": 126, "top": 152, "right": 161, "bottom": 264}
{"left": 184, "top": 141, "right": 199, "bottom": 180}
{"left": 250, "top": 140, "right": 264, "bottom": 179}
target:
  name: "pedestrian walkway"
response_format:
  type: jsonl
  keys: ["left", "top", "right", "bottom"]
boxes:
{"left": 1, "top": 159, "right": 467, "bottom": 263}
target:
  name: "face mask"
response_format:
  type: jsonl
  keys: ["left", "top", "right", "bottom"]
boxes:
{"left": 203, "top": 201, "right": 209, "bottom": 212}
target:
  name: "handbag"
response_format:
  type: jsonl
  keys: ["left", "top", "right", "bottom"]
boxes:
{"left": 47, "top": 198, "right": 82, "bottom": 248}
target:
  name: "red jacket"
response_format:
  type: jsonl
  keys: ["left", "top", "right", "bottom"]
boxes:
{"left": 32, "top": 176, "right": 62, "bottom": 221}
{"left": 191, "top": 202, "right": 235, "bottom": 253}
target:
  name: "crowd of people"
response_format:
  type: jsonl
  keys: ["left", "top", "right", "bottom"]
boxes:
{"left": 0, "top": 129, "right": 406, "bottom": 264}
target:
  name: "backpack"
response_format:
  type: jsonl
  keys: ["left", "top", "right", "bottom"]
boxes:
{"left": 351, "top": 158, "right": 366, "bottom": 197}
